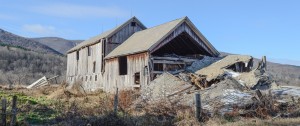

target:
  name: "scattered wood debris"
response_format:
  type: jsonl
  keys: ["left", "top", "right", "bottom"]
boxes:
{"left": 27, "top": 76, "right": 59, "bottom": 89}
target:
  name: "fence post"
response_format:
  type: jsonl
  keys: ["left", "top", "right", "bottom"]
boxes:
{"left": 195, "top": 92, "right": 201, "bottom": 122}
{"left": 2, "top": 99, "right": 7, "bottom": 126}
{"left": 10, "top": 96, "right": 17, "bottom": 126}
{"left": 114, "top": 88, "right": 119, "bottom": 115}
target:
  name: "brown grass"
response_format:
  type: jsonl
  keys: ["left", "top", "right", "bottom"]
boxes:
{"left": 2, "top": 85, "right": 300, "bottom": 126}
{"left": 207, "top": 117, "right": 300, "bottom": 126}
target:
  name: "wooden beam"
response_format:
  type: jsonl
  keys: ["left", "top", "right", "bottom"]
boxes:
{"left": 153, "top": 60, "right": 185, "bottom": 64}
{"left": 152, "top": 56, "right": 198, "bottom": 63}
{"left": 152, "top": 69, "right": 185, "bottom": 74}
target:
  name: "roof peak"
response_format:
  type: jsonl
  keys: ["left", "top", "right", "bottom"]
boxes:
{"left": 67, "top": 16, "right": 146, "bottom": 53}
{"left": 134, "top": 16, "right": 187, "bottom": 33}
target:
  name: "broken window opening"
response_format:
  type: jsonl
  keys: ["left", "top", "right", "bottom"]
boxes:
{"left": 88, "top": 46, "right": 91, "bottom": 56}
{"left": 118, "top": 56, "right": 127, "bottom": 75}
{"left": 131, "top": 22, "right": 136, "bottom": 27}
{"left": 76, "top": 51, "right": 79, "bottom": 60}
{"left": 95, "top": 75, "right": 97, "bottom": 81}
{"left": 134, "top": 72, "right": 140, "bottom": 84}
{"left": 93, "top": 61, "right": 96, "bottom": 73}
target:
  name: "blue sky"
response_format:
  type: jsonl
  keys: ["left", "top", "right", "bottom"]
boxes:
{"left": 1, "top": 0, "right": 300, "bottom": 66}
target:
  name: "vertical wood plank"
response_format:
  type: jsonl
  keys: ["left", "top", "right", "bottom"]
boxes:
{"left": 10, "top": 96, "right": 17, "bottom": 126}
{"left": 2, "top": 99, "right": 7, "bottom": 126}
{"left": 114, "top": 88, "right": 119, "bottom": 115}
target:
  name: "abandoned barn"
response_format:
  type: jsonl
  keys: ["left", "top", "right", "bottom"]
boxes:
{"left": 66, "top": 16, "right": 220, "bottom": 92}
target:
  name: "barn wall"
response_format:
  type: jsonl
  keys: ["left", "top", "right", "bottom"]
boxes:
{"left": 66, "top": 52, "right": 77, "bottom": 81}
{"left": 105, "top": 22, "right": 145, "bottom": 56}
{"left": 66, "top": 41, "right": 104, "bottom": 92}
{"left": 104, "top": 52, "right": 149, "bottom": 92}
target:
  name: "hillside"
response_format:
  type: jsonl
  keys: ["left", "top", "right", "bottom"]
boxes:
{"left": 0, "top": 28, "right": 61, "bottom": 55}
{"left": 32, "top": 37, "right": 82, "bottom": 54}
{"left": 0, "top": 45, "right": 66, "bottom": 85}
{"left": 267, "top": 62, "right": 300, "bottom": 86}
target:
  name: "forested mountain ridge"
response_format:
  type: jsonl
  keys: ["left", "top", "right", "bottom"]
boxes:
{"left": 0, "top": 28, "right": 61, "bottom": 55}
{"left": 32, "top": 37, "right": 82, "bottom": 54}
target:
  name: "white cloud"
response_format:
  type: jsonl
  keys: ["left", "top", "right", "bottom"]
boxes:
{"left": 31, "top": 3, "right": 129, "bottom": 18}
{"left": 22, "top": 24, "right": 56, "bottom": 36}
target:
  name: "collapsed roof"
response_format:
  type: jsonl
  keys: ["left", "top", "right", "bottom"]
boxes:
{"left": 196, "top": 55, "right": 253, "bottom": 82}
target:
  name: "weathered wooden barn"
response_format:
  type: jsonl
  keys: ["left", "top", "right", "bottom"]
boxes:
{"left": 66, "top": 16, "right": 219, "bottom": 92}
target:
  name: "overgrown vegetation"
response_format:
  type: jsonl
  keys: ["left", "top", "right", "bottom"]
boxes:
{"left": 0, "top": 86, "right": 300, "bottom": 126}
{"left": 0, "top": 46, "right": 66, "bottom": 85}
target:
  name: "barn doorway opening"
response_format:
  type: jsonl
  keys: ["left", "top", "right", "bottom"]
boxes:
{"left": 118, "top": 56, "right": 127, "bottom": 75}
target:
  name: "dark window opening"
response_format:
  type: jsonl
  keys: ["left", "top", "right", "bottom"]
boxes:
{"left": 134, "top": 72, "right": 140, "bottom": 84}
{"left": 88, "top": 46, "right": 91, "bottom": 56}
{"left": 118, "top": 56, "right": 127, "bottom": 75}
{"left": 93, "top": 61, "right": 96, "bottom": 73}
{"left": 154, "top": 63, "right": 163, "bottom": 71}
{"left": 95, "top": 75, "right": 97, "bottom": 81}
{"left": 90, "top": 76, "right": 92, "bottom": 81}
{"left": 86, "top": 76, "right": 88, "bottom": 81}
{"left": 76, "top": 51, "right": 79, "bottom": 60}
{"left": 131, "top": 22, "right": 136, "bottom": 27}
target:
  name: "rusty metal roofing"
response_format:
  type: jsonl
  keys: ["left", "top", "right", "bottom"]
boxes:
{"left": 105, "top": 16, "right": 219, "bottom": 59}
{"left": 67, "top": 17, "right": 146, "bottom": 53}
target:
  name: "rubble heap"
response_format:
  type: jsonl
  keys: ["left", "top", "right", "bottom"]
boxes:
{"left": 140, "top": 55, "right": 300, "bottom": 119}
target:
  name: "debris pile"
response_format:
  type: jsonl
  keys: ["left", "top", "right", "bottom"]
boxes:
{"left": 141, "top": 54, "right": 300, "bottom": 119}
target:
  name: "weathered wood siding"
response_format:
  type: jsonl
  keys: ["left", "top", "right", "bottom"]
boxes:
{"left": 66, "top": 42, "right": 104, "bottom": 92}
{"left": 104, "top": 52, "right": 149, "bottom": 92}
{"left": 105, "top": 23, "right": 145, "bottom": 56}
{"left": 67, "top": 18, "right": 146, "bottom": 92}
